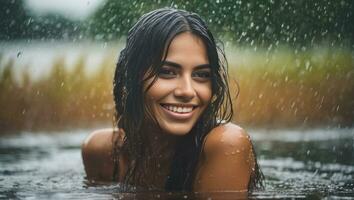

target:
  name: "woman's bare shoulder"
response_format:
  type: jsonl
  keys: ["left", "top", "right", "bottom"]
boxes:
{"left": 194, "top": 123, "right": 254, "bottom": 192}
{"left": 203, "top": 123, "right": 252, "bottom": 155}
{"left": 81, "top": 128, "right": 119, "bottom": 181}
{"left": 82, "top": 128, "right": 116, "bottom": 154}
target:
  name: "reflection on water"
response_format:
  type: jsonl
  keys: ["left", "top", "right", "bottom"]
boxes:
{"left": 0, "top": 128, "right": 353, "bottom": 199}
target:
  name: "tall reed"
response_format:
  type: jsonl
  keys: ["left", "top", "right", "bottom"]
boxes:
{"left": 0, "top": 46, "right": 353, "bottom": 133}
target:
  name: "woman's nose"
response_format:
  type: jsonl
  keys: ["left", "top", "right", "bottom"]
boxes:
{"left": 174, "top": 77, "right": 196, "bottom": 101}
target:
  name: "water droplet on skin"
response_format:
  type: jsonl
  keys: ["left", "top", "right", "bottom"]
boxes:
{"left": 236, "top": 149, "right": 240, "bottom": 153}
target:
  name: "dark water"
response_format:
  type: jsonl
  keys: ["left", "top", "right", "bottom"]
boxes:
{"left": 0, "top": 128, "right": 353, "bottom": 199}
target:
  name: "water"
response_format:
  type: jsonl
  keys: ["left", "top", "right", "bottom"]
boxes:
{"left": 0, "top": 128, "right": 353, "bottom": 199}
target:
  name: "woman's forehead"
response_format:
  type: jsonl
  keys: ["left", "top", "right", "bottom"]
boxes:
{"left": 163, "top": 33, "right": 209, "bottom": 64}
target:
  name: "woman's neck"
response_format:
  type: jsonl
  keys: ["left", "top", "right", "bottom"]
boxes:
{"left": 139, "top": 122, "right": 180, "bottom": 189}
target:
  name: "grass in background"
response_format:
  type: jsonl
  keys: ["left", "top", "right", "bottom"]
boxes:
{"left": 0, "top": 46, "right": 353, "bottom": 133}
{"left": 230, "top": 46, "right": 354, "bottom": 128}
{"left": 0, "top": 53, "right": 116, "bottom": 133}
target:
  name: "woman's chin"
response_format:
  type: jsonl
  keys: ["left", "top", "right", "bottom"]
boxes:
{"left": 161, "top": 124, "right": 194, "bottom": 136}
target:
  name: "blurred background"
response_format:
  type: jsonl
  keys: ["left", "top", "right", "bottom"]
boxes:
{"left": 1, "top": 0, "right": 354, "bottom": 199}
{"left": 0, "top": 0, "right": 353, "bottom": 132}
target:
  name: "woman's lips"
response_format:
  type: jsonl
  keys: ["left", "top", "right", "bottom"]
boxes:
{"left": 160, "top": 104, "right": 197, "bottom": 120}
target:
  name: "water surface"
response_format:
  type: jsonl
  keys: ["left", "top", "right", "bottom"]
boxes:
{"left": 0, "top": 128, "right": 353, "bottom": 199}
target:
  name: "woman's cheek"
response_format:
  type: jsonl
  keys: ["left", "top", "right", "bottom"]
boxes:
{"left": 198, "top": 84, "right": 212, "bottom": 104}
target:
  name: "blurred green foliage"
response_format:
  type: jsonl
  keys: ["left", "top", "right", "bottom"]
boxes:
{"left": 1, "top": 0, "right": 354, "bottom": 47}
{"left": 89, "top": 0, "right": 354, "bottom": 47}
{"left": 0, "top": 0, "right": 84, "bottom": 40}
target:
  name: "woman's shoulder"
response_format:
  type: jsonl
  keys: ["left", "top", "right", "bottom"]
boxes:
{"left": 203, "top": 123, "right": 252, "bottom": 155}
{"left": 194, "top": 123, "right": 255, "bottom": 191}
{"left": 81, "top": 128, "right": 123, "bottom": 181}
{"left": 82, "top": 128, "right": 116, "bottom": 154}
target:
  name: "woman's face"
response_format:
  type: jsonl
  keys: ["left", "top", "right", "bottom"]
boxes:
{"left": 144, "top": 32, "right": 212, "bottom": 136}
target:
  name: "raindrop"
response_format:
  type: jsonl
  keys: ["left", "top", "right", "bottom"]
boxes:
{"left": 305, "top": 61, "right": 311, "bottom": 70}
{"left": 267, "top": 44, "right": 273, "bottom": 51}
{"left": 306, "top": 150, "right": 310, "bottom": 155}
{"left": 332, "top": 146, "right": 336, "bottom": 152}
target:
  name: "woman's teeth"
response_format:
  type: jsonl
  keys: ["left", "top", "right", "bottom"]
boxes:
{"left": 163, "top": 105, "right": 193, "bottom": 113}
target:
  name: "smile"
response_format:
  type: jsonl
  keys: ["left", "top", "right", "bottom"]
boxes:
{"left": 160, "top": 103, "right": 196, "bottom": 113}
{"left": 161, "top": 105, "right": 194, "bottom": 114}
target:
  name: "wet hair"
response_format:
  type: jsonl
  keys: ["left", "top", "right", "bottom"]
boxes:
{"left": 113, "top": 8, "right": 263, "bottom": 191}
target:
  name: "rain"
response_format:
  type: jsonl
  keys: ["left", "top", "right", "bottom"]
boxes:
{"left": 0, "top": 0, "right": 353, "bottom": 199}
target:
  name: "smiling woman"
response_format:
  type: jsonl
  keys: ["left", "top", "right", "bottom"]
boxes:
{"left": 145, "top": 33, "right": 212, "bottom": 136}
{"left": 81, "top": 8, "right": 263, "bottom": 194}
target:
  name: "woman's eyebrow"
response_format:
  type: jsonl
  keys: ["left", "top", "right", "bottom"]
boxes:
{"left": 162, "top": 61, "right": 211, "bottom": 69}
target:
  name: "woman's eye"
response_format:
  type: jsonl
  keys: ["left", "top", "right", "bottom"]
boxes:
{"left": 158, "top": 68, "right": 177, "bottom": 78}
{"left": 193, "top": 71, "right": 211, "bottom": 80}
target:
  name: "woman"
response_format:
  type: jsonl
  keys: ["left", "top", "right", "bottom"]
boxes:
{"left": 81, "top": 8, "right": 263, "bottom": 193}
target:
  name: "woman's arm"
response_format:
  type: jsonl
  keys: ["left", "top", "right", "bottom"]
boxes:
{"left": 193, "top": 123, "right": 255, "bottom": 192}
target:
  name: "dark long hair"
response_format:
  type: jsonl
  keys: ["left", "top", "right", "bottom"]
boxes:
{"left": 113, "top": 8, "right": 263, "bottom": 192}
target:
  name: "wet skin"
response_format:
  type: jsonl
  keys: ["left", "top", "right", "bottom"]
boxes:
{"left": 81, "top": 33, "right": 255, "bottom": 194}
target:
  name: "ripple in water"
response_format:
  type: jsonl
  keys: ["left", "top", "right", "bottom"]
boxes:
{"left": 0, "top": 128, "right": 353, "bottom": 199}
